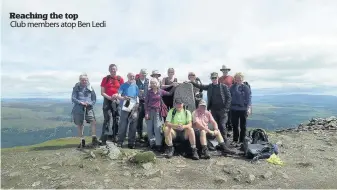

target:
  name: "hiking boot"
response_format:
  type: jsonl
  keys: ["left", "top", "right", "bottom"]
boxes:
{"left": 201, "top": 146, "right": 210, "bottom": 159}
{"left": 165, "top": 146, "right": 174, "bottom": 159}
{"left": 220, "top": 142, "right": 235, "bottom": 155}
{"left": 191, "top": 147, "right": 200, "bottom": 160}
{"left": 107, "top": 135, "right": 113, "bottom": 141}
{"left": 117, "top": 143, "right": 123, "bottom": 148}
{"left": 155, "top": 145, "right": 164, "bottom": 153}
{"left": 92, "top": 136, "right": 99, "bottom": 147}
{"left": 128, "top": 143, "right": 135, "bottom": 149}
{"left": 78, "top": 139, "right": 86, "bottom": 148}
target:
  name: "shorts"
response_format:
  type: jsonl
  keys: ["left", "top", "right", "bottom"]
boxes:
{"left": 73, "top": 109, "right": 95, "bottom": 126}
{"left": 172, "top": 129, "right": 188, "bottom": 142}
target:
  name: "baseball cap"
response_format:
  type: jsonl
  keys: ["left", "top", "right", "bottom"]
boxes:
{"left": 140, "top": 69, "right": 147, "bottom": 75}
{"left": 210, "top": 72, "right": 218, "bottom": 78}
{"left": 199, "top": 99, "right": 207, "bottom": 106}
{"left": 175, "top": 98, "right": 183, "bottom": 104}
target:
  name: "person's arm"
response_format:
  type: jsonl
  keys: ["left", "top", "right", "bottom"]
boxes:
{"left": 190, "top": 81, "right": 209, "bottom": 91}
{"left": 88, "top": 88, "right": 96, "bottom": 106}
{"left": 223, "top": 84, "right": 231, "bottom": 112}
{"left": 182, "top": 111, "right": 192, "bottom": 129}
{"left": 197, "top": 78, "right": 203, "bottom": 93}
{"left": 160, "top": 88, "right": 176, "bottom": 96}
{"left": 144, "top": 90, "right": 150, "bottom": 115}
{"left": 193, "top": 112, "right": 211, "bottom": 132}
{"left": 116, "top": 85, "right": 126, "bottom": 100}
{"left": 100, "top": 78, "right": 112, "bottom": 100}
{"left": 245, "top": 85, "right": 252, "bottom": 111}
{"left": 161, "top": 78, "right": 172, "bottom": 89}
{"left": 71, "top": 86, "right": 81, "bottom": 104}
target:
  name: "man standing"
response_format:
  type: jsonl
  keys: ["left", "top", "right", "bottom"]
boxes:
{"left": 115, "top": 73, "right": 139, "bottom": 149}
{"left": 218, "top": 65, "right": 234, "bottom": 135}
{"left": 189, "top": 72, "right": 232, "bottom": 143}
{"left": 135, "top": 69, "right": 149, "bottom": 141}
{"left": 71, "top": 73, "right": 99, "bottom": 148}
{"left": 100, "top": 64, "right": 124, "bottom": 144}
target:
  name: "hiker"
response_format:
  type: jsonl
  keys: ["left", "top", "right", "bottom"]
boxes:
{"left": 188, "top": 72, "right": 203, "bottom": 108}
{"left": 230, "top": 72, "right": 252, "bottom": 146}
{"left": 192, "top": 100, "right": 235, "bottom": 159}
{"left": 188, "top": 72, "right": 232, "bottom": 141}
{"left": 135, "top": 69, "right": 150, "bottom": 141}
{"left": 218, "top": 65, "right": 235, "bottom": 136}
{"left": 150, "top": 70, "right": 162, "bottom": 87}
{"left": 114, "top": 72, "right": 139, "bottom": 149}
{"left": 71, "top": 73, "right": 99, "bottom": 148}
{"left": 161, "top": 68, "right": 178, "bottom": 110}
{"left": 164, "top": 98, "right": 199, "bottom": 160}
{"left": 145, "top": 78, "right": 176, "bottom": 151}
{"left": 100, "top": 64, "right": 124, "bottom": 144}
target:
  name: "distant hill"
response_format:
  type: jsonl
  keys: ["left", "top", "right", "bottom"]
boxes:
{"left": 1, "top": 94, "right": 337, "bottom": 148}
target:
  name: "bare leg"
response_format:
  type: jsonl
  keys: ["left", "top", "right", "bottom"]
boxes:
{"left": 200, "top": 130, "right": 207, "bottom": 146}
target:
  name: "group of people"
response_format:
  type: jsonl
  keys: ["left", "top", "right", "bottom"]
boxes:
{"left": 71, "top": 64, "right": 252, "bottom": 160}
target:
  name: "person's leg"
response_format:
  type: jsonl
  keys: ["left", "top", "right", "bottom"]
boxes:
{"left": 111, "top": 101, "right": 120, "bottom": 141}
{"left": 74, "top": 114, "right": 85, "bottom": 148}
{"left": 217, "top": 110, "right": 228, "bottom": 141}
{"left": 213, "top": 129, "right": 235, "bottom": 155}
{"left": 184, "top": 127, "right": 199, "bottom": 160}
{"left": 231, "top": 110, "right": 240, "bottom": 143}
{"left": 199, "top": 130, "right": 210, "bottom": 159}
{"left": 146, "top": 110, "right": 155, "bottom": 148}
{"left": 117, "top": 111, "right": 129, "bottom": 147}
{"left": 137, "top": 102, "right": 145, "bottom": 140}
{"left": 86, "top": 109, "right": 98, "bottom": 146}
{"left": 164, "top": 127, "right": 176, "bottom": 158}
{"left": 238, "top": 110, "right": 247, "bottom": 143}
{"left": 101, "top": 99, "right": 112, "bottom": 143}
{"left": 128, "top": 113, "right": 138, "bottom": 149}
{"left": 153, "top": 112, "right": 163, "bottom": 148}
{"left": 226, "top": 110, "right": 233, "bottom": 137}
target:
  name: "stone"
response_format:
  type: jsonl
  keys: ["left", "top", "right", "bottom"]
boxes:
{"left": 144, "top": 169, "right": 163, "bottom": 178}
{"left": 104, "top": 179, "right": 111, "bottom": 183}
{"left": 176, "top": 164, "right": 187, "bottom": 168}
{"left": 32, "top": 181, "right": 41, "bottom": 187}
{"left": 55, "top": 152, "right": 61, "bottom": 156}
{"left": 41, "top": 166, "right": 52, "bottom": 170}
{"left": 214, "top": 176, "right": 228, "bottom": 183}
{"left": 142, "top": 163, "right": 153, "bottom": 170}
{"left": 90, "top": 151, "right": 96, "bottom": 159}
{"left": 223, "top": 167, "right": 233, "bottom": 174}
{"left": 130, "top": 151, "right": 156, "bottom": 164}
{"left": 262, "top": 171, "right": 273, "bottom": 179}
{"left": 234, "top": 175, "right": 241, "bottom": 182}
{"left": 123, "top": 171, "right": 131, "bottom": 177}
{"left": 9, "top": 171, "right": 21, "bottom": 177}
{"left": 173, "top": 83, "right": 196, "bottom": 112}
{"left": 246, "top": 174, "right": 255, "bottom": 183}
{"left": 94, "top": 166, "right": 101, "bottom": 172}
{"left": 231, "top": 185, "right": 243, "bottom": 189}
{"left": 215, "top": 160, "right": 226, "bottom": 166}
{"left": 106, "top": 142, "right": 121, "bottom": 160}
{"left": 282, "top": 173, "right": 289, "bottom": 179}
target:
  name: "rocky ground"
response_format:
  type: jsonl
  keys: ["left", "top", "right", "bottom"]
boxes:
{"left": 2, "top": 117, "right": 337, "bottom": 189}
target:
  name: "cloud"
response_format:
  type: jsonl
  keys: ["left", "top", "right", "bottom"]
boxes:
{"left": 1, "top": 0, "right": 337, "bottom": 98}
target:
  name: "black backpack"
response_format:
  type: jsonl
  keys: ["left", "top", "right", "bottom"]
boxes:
{"left": 243, "top": 129, "right": 274, "bottom": 160}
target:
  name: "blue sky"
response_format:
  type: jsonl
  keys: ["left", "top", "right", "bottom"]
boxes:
{"left": 1, "top": 0, "right": 337, "bottom": 99}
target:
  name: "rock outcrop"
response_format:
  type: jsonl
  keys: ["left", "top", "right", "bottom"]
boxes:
{"left": 276, "top": 116, "right": 337, "bottom": 133}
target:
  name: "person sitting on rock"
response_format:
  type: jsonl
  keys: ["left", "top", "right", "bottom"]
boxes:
{"left": 71, "top": 73, "right": 99, "bottom": 148}
{"left": 161, "top": 68, "right": 178, "bottom": 111}
{"left": 230, "top": 72, "right": 252, "bottom": 147}
{"left": 164, "top": 98, "right": 199, "bottom": 160}
{"left": 114, "top": 72, "right": 139, "bottom": 149}
{"left": 145, "top": 78, "right": 176, "bottom": 151}
{"left": 188, "top": 72, "right": 203, "bottom": 108}
{"left": 192, "top": 100, "right": 235, "bottom": 159}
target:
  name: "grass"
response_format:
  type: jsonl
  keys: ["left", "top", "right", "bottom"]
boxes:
{"left": 1, "top": 136, "right": 92, "bottom": 153}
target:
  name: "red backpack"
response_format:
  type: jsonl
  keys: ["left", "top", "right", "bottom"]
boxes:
{"left": 135, "top": 74, "right": 140, "bottom": 80}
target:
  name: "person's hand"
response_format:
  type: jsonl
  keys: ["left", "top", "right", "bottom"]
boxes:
{"left": 124, "top": 96, "right": 130, "bottom": 100}
{"left": 208, "top": 130, "right": 215, "bottom": 136}
{"left": 172, "top": 82, "right": 179, "bottom": 87}
{"left": 80, "top": 102, "right": 87, "bottom": 106}
{"left": 106, "top": 96, "right": 113, "bottom": 101}
{"left": 177, "top": 125, "right": 184, "bottom": 131}
{"left": 145, "top": 114, "right": 149, "bottom": 120}
{"left": 213, "top": 129, "right": 219, "bottom": 135}
{"left": 183, "top": 81, "right": 190, "bottom": 84}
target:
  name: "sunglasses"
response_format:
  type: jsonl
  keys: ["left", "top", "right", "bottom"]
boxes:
{"left": 189, "top": 74, "right": 195, "bottom": 77}
{"left": 211, "top": 77, "right": 217, "bottom": 80}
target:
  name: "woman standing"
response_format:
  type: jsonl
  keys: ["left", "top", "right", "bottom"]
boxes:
{"left": 161, "top": 68, "right": 178, "bottom": 110}
{"left": 230, "top": 72, "right": 252, "bottom": 146}
{"left": 145, "top": 78, "right": 176, "bottom": 151}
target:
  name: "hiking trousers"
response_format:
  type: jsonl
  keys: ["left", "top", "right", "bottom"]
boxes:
{"left": 146, "top": 109, "right": 163, "bottom": 146}
{"left": 210, "top": 109, "right": 228, "bottom": 140}
{"left": 226, "top": 110, "right": 233, "bottom": 131}
{"left": 137, "top": 101, "right": 145, "bottom": 137}
{"left": 101, "top": 98, "right": 120, "bottom": 140}
{"left": 118, "top": 110, "right": 138, "bottom": 145}
{"left": 231, "top": 110, "right": 247, "bottom": 143}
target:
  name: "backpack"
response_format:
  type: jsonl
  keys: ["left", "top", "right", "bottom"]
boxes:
{"left": 243, "top": 128, "right": 275, "bottom": 160}
{"left": 105, "top": 75, "right": 122, "bottom": 85}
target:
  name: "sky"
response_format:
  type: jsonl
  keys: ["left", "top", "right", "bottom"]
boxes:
{"left": 1, "top": 0, "right": 337, "bottom": 99}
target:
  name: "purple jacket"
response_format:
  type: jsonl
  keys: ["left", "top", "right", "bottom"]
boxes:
{"left": 145, "top": 89, "right": 173, "bottom": 115}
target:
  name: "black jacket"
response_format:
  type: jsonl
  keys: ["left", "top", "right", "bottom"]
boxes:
{"left": 190, "top": 81, "right": 231, "bottom": 111}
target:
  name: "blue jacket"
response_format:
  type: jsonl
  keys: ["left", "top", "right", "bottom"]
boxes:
{"left": 71, "top": 82, "right": 96, "bottom": 114}
{"left": 230, "top": 83, "right": 251, "bottom": 111}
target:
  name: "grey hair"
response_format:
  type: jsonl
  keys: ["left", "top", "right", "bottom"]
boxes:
{"left": 150, "top": 77, "right": 160, "bottom": 88}
{"left": 79, "top": 73, "right": 88, "bottom": 81}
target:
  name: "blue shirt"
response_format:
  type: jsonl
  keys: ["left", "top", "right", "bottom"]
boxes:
{"left": 118, "top": 82, "right": 139, "bottom": 105}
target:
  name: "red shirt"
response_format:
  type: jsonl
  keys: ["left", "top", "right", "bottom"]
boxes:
{"left": 218, "top": 75, "right": 234, "bottom": 87}
{"left": 100, "top": 75, "right": 124, "bottom": 96}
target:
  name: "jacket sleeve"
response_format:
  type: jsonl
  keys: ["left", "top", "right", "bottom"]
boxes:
{"left": 89, "top": 88, "right": 96, "bottom": 106}
{"left": 245, "top": 85, "right": 252, "bottom": 107}
{"left": 144, "top": 91, "right": 150, "bottom": 115}
{"left": 71, "top": 87, "right": 81, "bottom": 104}
{"left": 190, "top": 81, "right": 209, "bottom": 90}
{"left": 223, "top": 84, "right": 231, "bottom": 111}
